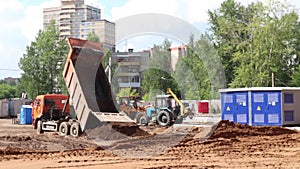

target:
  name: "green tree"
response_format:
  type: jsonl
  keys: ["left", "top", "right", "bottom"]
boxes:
{"left": 208, "top": 0, "right": 250, "bottom": 87}
{"left": 209, "top": 0, "right": 300, "bottom": 87}
{"left": 0, "top": 80, "right": 6, "bottom": 84}
{"left": 290, "top": 65, "right": 300, "bottom": 86}
{"left": 230, "top": 1, "right": 300, "bottom": 87}
{"left": 174, "top": 57, "right": 199, "bottom": 100}
{"left": 174, "top": 34, "right": 224, "bottom": 100}
{"left": 0, "top": 83, "right": 17, "bottom": 99}
{"left": 116, "top": 87, "right": 138, "bottom": 99}
{"left": 19, "top": 20, "right": 68, "bottom": 99}
{"left": 142, "top": 39, "right": 179, "bottom": 99}
{"left": 87, "top": 31, "right": 100, "bottom": 43}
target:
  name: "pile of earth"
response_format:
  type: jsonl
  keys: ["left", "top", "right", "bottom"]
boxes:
{"left": 0, "top": 133, "right": 98, "bottom": 151}
{"left": 209, "top": 120, "right": 298, "bottom": 139}
{"left": 86, "top": 122, "right": 151, "bottom": 140}
{"left": 0, "top": 147, "right": 32, "bottom": 156}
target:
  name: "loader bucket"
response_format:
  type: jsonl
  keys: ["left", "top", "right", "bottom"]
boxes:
{"left": 63, "top": 38, "right": 134, "bottom": 131}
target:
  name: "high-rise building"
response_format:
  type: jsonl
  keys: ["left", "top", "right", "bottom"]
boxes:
{"left": 112, "top": 49, "right": 151, "bottom": 95}
{"left": 80, "top": 20, "right": 115, "bottom": 49}
{"left": 43, "top": 0, "right": 115, "bottom": 49}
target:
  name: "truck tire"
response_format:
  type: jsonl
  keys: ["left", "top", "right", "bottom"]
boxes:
{"left": 59, "top": 122, "right": 70, "bottom": 136}
{"left": 157, "top": 110, "right": 172, "bottom": 126}
{"left": 139, "top": 116, "right": 148, "bottom": 126}
{"left": 70, "top": 122, "right": 82, "bottom": 137}
{"left": 37, "top": 120, "right": 44, "bottom": 134}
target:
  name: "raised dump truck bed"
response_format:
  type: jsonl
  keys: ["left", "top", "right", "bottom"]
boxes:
{"left": 63, "top": 38, "right": 133, "bottom": 131}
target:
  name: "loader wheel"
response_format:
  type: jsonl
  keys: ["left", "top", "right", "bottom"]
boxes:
{"left": 70, "top": 122, "right": 82, "bottom": 137}
{"left": 37, "top": 120, "right": 44, "bottom": 134}
{"left": 135, "top": 112, "right": 145, "bottom": 124}
{"left": 157, "top": 111, "right": 172, "bottom": 126}
{"left": 59, "top": 122, "right": 70, "bottom": 136}
{"left": 139, "top": 116, "right": 148, "bottom": 126}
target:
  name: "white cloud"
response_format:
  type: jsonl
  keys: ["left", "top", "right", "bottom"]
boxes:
{"left": 110, "top": 0, "right": 300, "bottom": 24}
{"left": 20, "top": 0, "right": 106, "bottom": 42}
{"left": 1, "top": 0, "right": 300, "bottom": 79}
{"left": 0, "top": 0, "right": 26, "bottom": 78}
{"left": 20, "top": 0, "right": 60, "bottom": 42}
{"left": 111, "top": 0, "right": 181, "bottom": 21}
{"left": 0, "top": 0, "right": 24, "bottom": 32}
{"left": 110, "top": 0, "right": 221, "bottom": 24}
{"left": 111, "top": 0, "right": 300, "bottom": 51}
{"left": 111, "top": 0, "right": 213, "bottom": 51}
{"left": 0, "top": 0, "right": 61, "bottom": 79}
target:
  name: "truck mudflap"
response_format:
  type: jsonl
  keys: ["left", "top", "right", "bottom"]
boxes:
{"left": 63, "top": 38, "right": 134, "bottom": 131}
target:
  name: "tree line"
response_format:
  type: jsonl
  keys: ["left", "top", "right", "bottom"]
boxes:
{"left": 2, "top": 0, "right": 298, "bottom": 100}
{"left": 142, "top": 0, "right": 300, "bottom": 100}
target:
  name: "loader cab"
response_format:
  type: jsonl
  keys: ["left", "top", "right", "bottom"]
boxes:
{"left": 155, "top": 95, "right": 180, "bottom": 116}
{"left": 155, "top": 95, "right": 172, "bottom": 109}
{"left": 118, "top": 96, "right": 140, "bottom": 109}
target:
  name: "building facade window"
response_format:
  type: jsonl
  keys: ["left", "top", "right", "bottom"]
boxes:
{"left": 284, "top": 93, "right": 294, "bottom": 104}
{"left": 284, "top": 110, "right": 294, "bottom": 121}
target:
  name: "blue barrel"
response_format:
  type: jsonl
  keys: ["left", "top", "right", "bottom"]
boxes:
{"left": 20, "top": 105, "right": 32, "bottom": 124}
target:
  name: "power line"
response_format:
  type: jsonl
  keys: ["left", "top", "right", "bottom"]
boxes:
{"left": 0, "top": 69, "right": 21, "bottom": 71}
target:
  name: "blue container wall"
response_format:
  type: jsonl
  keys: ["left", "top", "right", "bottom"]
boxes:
{"left": 221, "top": 92, "right": 249, "bottom": 124}
{"left": 20, "top": 106, "right": 32, "bottom": 124}
{"left": 221, "top": 90, "right": 282, "bottom": 126}
{"left": 251, "top": 91, "right": 282, "bottom": 126}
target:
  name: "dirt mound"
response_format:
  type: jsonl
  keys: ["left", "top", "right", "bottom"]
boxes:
{"left": 0, "top": 147, "right": 32, "bottom": 155}
{"left": 210, "top": 120, "right": 298, "bottom": 139}
{"left": 109, "top": 122, "right": 151, "bottom": 137}
{"left": 86, "top": 122, "right": 151, "bottom": 140}
{"left": 0, "top": 135, "right": 31, "bottom": 142}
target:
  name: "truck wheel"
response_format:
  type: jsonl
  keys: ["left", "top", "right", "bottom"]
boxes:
{"left": 70, "top": 122, "right": 82, "bottom": 137}
{"left": 59, "top": 122, "right": 70, "bottom": 136}
{"left": 139, "top": 116, "right": 148, "bottom": 126}
{"left": 157, "top": 110, "right": 172, "bottom": 126}
{"left": 37, "top": 120, "right": 44, "bottom": 134}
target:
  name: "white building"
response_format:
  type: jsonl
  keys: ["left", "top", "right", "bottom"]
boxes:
{"left": 43, "top": 0, "right": 115, "bottom": 49}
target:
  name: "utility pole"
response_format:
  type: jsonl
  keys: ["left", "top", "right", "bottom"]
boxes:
{"left": 272, "top": 73, "right": 275, "bottom": 87}
{"left": 108, "top": 56, "right": 111, "bottom": 83}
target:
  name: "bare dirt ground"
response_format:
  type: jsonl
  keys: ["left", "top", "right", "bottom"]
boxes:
{"left": 1, "top": 119, "right": 300, "bottom": 169}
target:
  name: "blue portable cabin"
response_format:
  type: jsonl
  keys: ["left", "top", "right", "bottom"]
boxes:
{"left": 219, "top": 87, "right": 300, "bottom": 126}
{"left": 20, "top": 105, "right": 33, "bottom": 125}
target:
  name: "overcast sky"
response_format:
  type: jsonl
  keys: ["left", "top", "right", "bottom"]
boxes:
{"left": 0, "top": 0, "right": 299, "bottom": 79}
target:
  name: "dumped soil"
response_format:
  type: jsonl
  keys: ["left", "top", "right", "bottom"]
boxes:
{"left": 86, "top": 122, "right": 151, "bottom": 141}
{"left": 0, "top": 130, "right": 99, "bottom": 152}
{"left": 0, "top": 147, "right": 30, "bottom": 156}
{"left": 109, "top": 122, "right": 151, "bottom": 137}
{"left": 2, "top": 119, "right": 300, "bottom": 169}
{"left": 210, "top": 120, "right": 298, "bottom": 139}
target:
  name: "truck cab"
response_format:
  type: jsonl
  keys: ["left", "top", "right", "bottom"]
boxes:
{"left": 32, "top": 94, "right": 70, "bottom": 129}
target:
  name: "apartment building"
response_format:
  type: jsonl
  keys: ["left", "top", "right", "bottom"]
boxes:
{"left": 112, "top": 49, "right": 151, "bottom": 95}
{"left": 170, "top": 45, "right": 187, "bottom": 70}
{"left": 43, "top": 0, "right": 115, "bottom": 49}
{"left": 3, "top": 77, "right": 19, "bottom": 84}
{"left": 80, "top": 20, "right": 115, "bottom": 49}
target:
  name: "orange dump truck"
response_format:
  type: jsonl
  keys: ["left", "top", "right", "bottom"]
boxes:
{"left": 32, "top": 38, "right": 133, "bottom": 137}
{"left": 32, "top": 94, "right": 70, "bottom": 133}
